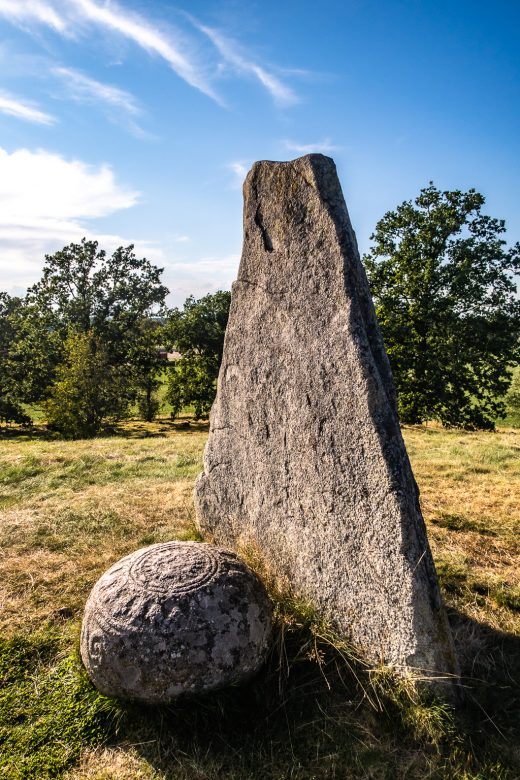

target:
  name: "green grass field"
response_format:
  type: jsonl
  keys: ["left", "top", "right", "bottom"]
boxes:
{"left": 0, "top": 419, "right": 518, "bottom": 779}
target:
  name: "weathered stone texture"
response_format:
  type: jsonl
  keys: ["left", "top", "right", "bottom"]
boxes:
{"left": 80, "top": 542, "right": 272, "bottom": 702}
{"left": 195, "top": 154, "right": 458, "bottom": 686}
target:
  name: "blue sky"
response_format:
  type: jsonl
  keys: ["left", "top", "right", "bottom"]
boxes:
{"left": 0, "top": 0, "right": 518, "bottom": 306}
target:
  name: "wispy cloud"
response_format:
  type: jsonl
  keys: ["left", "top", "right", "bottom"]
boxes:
{"left": 0, "top": 0, "right": 68, "bottom": 33}
{"left": 228, "top": 161, "right": 248, "bottom": 178}
{"left": 191, "top": 19, "right": 298, "bottom": 106}
{"left": 0, "top": 1, "right": 303, "bottom": 109}
{"left": 166, "top": 254, "right": 240, "bottom": 305}
{"left": 169, "top": 255, "right": 239, "bottom": 274}
{"left": 69, "top": 0, "right": 221, "bottom": 102}
{"left": 282, "top": 138, "right": 341, "bottom": 155}
{"left": 52, "top": 66, "right": 140, "bottom": 114}
{"left": 0, "top": 0, "right": 221, "bottom": 103}
{"left": 0, "top": 91, "right": 56, "bottom": 124}
{"left": 50, "top": 65, "right": 152, "bottom": 137}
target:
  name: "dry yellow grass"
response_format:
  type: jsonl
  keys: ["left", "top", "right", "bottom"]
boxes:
{"left": 63, "top": 747, "right": 162, "bottom": 780}
{"left": 404, "top": 424, "right": 520, "bottom": 638}
{"left": 0, "top": 422, "right": 208, "bottom": 636}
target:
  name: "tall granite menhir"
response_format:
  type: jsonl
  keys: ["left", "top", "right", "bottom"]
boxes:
{"left": 196, "top": 154, "right": 458, "bottom": 685}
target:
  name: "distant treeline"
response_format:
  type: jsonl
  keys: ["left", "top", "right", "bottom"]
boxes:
{"left": 0, "top": 238, "right": 230, "bottom": 438}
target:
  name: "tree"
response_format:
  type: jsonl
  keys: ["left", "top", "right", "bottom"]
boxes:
{"left": 44, "top": 330, "right": 129, "bottom": 438}
{"left": 364, "top": 184, "right": 520, "bottom": 429}
{"left": 0, "top": 293, "right": 31, "bottom": 425}
{"left": 24, "top": 239, "right": 168, "bottom": 407}
{"left": 164, "top": 291, "right": 231, "bottom": 420}
{"left": 129, "top": 318, "right": 164, "bottom": 422}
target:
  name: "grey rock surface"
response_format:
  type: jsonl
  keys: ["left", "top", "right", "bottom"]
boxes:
{"left": 80, "top": 541, "right": 272, "bottom": 702}
{"left": 195, "top": 154, "right": 458, "bottom": 688}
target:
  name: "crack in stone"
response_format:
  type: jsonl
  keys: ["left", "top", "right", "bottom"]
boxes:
{"left": 254, "top": 206, "right": 273, "bottom": 252}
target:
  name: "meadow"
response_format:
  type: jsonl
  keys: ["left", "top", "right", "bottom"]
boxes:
{"left": 0, "top": 419, "right": 518, "bottom": 779}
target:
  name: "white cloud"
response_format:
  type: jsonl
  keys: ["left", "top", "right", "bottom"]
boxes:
{"left": 0, "top": 146, "right": 231, "bottom": 304}
{"left": 0, "top": 0, "right": 67, "bottom": 33}
{"left": 50, "top": 65, "right": 151, "bottom": 136}
{"left": 192, "top": 20, "right": 298, "bottom": 106}
{"left": 0, "top": 146, "right": 140, "bottom": 291}
{"left": 52, "top": 66, "right": 140, "bottom": 114}
{"left": 282, "top": 138, "right": 341, "bottom": 155}
{"left": 71, "top": 0, "right": 220, "bottom": 101}
{"left": 0, "top": 230, "right": 165, "bottom": 296}
{"left": 168, "top": 256, "right": 239, "bottom": 275}
{"left": 0, "top": 147, "right": 138, "bottom": 221}
{"left": 228, "top": 161, "right": 249, "bottom": 182}
{"left": 227, "top": 160, "right": 253, "bottom": 189}
{"left": 0, "top": 91, "right": 56, "bottom": 124}
{"left": 0, "top": 0, "right": 220, "bottom": 102}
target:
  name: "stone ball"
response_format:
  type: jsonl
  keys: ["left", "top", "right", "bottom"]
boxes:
{"left": 80, "top": 541, "right": 272, "bottom": 703}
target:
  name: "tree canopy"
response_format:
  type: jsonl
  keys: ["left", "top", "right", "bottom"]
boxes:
{"left": 1, "top": 239, "right": 168, "bottom": 433}
{"left": 0, "top": 293, "right": 31, "bottom": 424}
{"left": 26, "top": 238, "right": 168, "bottom": 363}
{"left": 20, "top": 239, "right": 168, "bottom": 407}
{"left": 506, "top": 366, "right": 520, "bottom": 420}
{"left": 364, "top": 184, "right": 520, "bottom": 429}
{"left": 164, "top": 291, "right": 231, "bottom": 420}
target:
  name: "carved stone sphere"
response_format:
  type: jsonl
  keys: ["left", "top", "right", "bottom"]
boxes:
{"left": 80, "top": 542, "right": 273, "bottom": 703}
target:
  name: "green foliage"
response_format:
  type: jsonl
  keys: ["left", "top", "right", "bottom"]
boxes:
{"left": 364, "top": 184, "right": 520, "bottom": 429}
{"left": 165, "top": 291, "right": 231, "bottom": 419}
{"left": 27, "top": 238, "right": 168, "bottom": 350}
{"left": 0, "top": 293, "right": 32, "bottom": 425}
{"left": 44, "top": 330, "right": 130, "bottom": 438}
{"left": 167, "top": 353, "right": 218, "bottom": 419}
{"left": 21, "top": 238, "right": 168, "bottom": 411}
{"left": 129, "top": 318, "right": 164, "bottom": 422}
{"left": 0, "top": 633, "right": 120, "bottom": 779}
{"left": 506, "top": 365, "right": 520, "bottom": 416}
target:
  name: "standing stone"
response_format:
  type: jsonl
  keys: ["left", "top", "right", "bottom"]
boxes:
{"left": 195, "top": 154, "right": 458, "bottom": 688}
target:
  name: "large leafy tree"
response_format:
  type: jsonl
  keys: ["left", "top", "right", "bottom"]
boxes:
{"left": 164, "top": 291, "right": 231, "bottom": 420}
{"left": 0, "top": 293, "right": 31, "bottom": 424}
{"left": 23, "top": 239, "right": 168, "bottom": 409}
{"left": 364, "top": 184, "right": 520, "bottom": 429}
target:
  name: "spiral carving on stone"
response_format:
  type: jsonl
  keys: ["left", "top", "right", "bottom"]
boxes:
{"left": 128, "top": 541, "right": 220, "bottom": 595}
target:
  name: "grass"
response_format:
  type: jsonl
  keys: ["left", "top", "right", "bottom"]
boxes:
{"left": 0, "top": 418, "right": 518, "bottom": 778}
{"left": 0, "top": 633, "right": 123, "bottom": 780}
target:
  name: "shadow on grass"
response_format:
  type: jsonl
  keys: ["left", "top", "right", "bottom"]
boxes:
{"left": 122, "top": 621, "right": 378, "bottom": 780}
{"left": 449, "top": 609, "right": 520, "bottom": 760}
{"left": 0, "top": 423, "right": 57, "bottom": 441}
{"left": 116, "top": 417, "right": 209, "bottom": 438}
{"left": 0, "top": 415, "right": 210, "bottom": 442}
{"left": 117, "top": 609, "right": 520, "bottom": 780}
